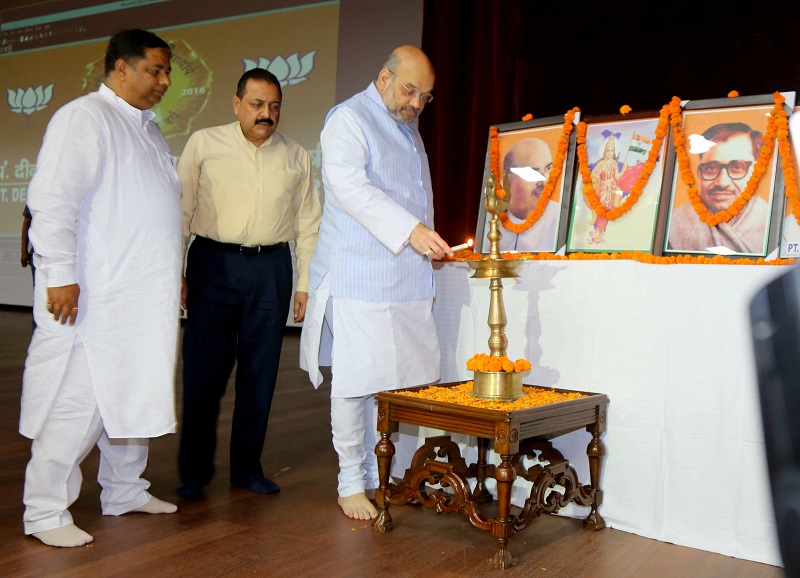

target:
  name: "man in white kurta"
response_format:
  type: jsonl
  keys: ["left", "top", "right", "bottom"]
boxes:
{"left": 300, "top": 46, "right": 451, "bottom": 520}
{"left": 21, "top": 29, "right": 182, "bottom": 548}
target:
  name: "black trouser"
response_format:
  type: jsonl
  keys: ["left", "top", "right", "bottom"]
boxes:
{"left": 178, "top": 237, "right": 292, "bottom": 486}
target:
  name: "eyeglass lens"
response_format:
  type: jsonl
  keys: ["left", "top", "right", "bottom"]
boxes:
{"left": 698, "top": 160, "right": 751, "bottom": 181}
{"left": 391, "top": 71, "right": 433, "bottom": 104}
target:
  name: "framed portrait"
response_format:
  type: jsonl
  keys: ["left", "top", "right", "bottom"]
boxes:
{"left": 778, "top": 107, "right": 800, "bottom": 258}
{"left": 566, "top": 114, "right": 668, "bottom": 253}
{"left": 659, "top": 92, "right": 795, "bottom": 258}
{"left": 474, "top": 114, "right": 578, "bottom": 254}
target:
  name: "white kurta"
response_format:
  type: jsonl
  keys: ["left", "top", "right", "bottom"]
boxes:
{"left": 301, "top": 275, "right": 440, "bottom": 397}
{"left": 299, "top": 83, "right": 440, "bottom": 396}
{"left": 21, "top": 84, "right": 182, "bottom": 440}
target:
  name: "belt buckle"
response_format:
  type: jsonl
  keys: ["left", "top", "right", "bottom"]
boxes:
{"left": 239, "top": 245, "right": 261, "bottom": 255}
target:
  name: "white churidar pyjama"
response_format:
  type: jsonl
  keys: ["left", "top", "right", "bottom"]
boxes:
{"left": 330, "top": 396, "right": 379, "bottom": 497}
{"left": 22, "top": 338, "right": 151, "bottom": 534}
{"left": 325, "top": 295, "right": 378, "bottom": 497}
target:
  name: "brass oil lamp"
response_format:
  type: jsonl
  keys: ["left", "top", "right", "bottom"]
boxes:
{"left": 467, "top": 172, "right": 528, "bottom": 400}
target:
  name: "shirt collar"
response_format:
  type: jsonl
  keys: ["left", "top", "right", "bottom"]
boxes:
{"left": 506, "top": 211, "right": 526, "bottom": 224}
{"left": 98, "top": 83, "right": 156, "bottom": 126}
{"left": 367, "top": 82, "right": 399, "bottom": 124}
{"left": 366, "top": 82, "right": 386, "bottom": 111}
{"left": 235, "top": 121, "right": 277, "bottom": 149}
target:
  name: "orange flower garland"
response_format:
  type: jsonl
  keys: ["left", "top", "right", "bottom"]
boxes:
{"left": 466, "top": 353, "right": 531, "bottom": 373}
{"left": 472, "top": 91, "right": 800, "bottom": 263}
{"left": 670, "top": 93, "right": 782, "bottom": 227}
{"left": 577, "top": 103, "right": 670, "bottom": 221}
{"left": 491, "top": 107, "right": 580, "bottom": 234}
{"left": 441, "top": 249, "right": 794, "bottom": 266}
{"left": 488, "top": 126, "right": 506, "bottom": 200}
{"left": 396, "top": 382, "right": 587, "bottom": 412}
{"left": 620, "top": 105, "right": 632, "bottom": 115}
{"left": 774, "top": 95, "right": 800, "bottom": 224}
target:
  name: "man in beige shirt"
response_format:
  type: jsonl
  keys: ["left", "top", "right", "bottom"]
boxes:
{"left": 177, "top": 68, "right": 321, "bottom": 499}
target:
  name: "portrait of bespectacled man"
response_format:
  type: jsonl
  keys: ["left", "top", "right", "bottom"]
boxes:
{"left": 665, "top": 102, "right": 782, "bottom": 256}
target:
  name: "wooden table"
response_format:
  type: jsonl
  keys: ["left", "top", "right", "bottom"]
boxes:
{"left": 372, "top": 383, "right": 609, "bottom": 569}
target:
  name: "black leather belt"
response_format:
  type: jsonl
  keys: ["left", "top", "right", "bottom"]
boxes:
{"left": 194, "top": 236, "right": 288, "bottom": 255}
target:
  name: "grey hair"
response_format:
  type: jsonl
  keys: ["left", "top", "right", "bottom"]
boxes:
{"left": 379, "top": 50, "right": 401, "bottom": 73}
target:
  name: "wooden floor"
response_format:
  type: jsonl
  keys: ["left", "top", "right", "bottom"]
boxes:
{"left": 0, "top": 306, "right": 786, "bottom": 578}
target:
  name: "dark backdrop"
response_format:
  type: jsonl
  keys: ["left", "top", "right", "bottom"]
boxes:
{"left": 420, "top": 0, "right": 800, "bottom": 244}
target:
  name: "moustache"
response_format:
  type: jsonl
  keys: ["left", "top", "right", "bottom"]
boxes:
{"left": 256, "top": 117, "right": 274, "bottom": 126}
{"left": 705, "top": 185, "right": 737, "bottom": 195}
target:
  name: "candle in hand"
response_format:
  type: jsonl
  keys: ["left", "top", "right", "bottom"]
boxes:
{"left": 450, "top": 239, "right": 473, "bottom": 252}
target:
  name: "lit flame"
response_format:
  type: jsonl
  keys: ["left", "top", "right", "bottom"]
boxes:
{"left": 451, "top": 239, "right": 473, "bottom": 252}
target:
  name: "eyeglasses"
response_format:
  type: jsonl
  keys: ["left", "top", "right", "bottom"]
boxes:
{"left": 697, "top": 160, "right": 752, "bottom": 181}
{"left": 388, "top": 70, "right": 433, "bottom": 105}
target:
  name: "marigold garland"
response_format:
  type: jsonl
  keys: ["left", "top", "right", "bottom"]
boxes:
{"left": 442, "top": 250, "right": 794, "bottom": 266}
{"left": 671, "top": 93, "right": 782, "bottom": 227}
{"left": 466, "top": 353, "right": 531, "bottom": 373}
{"left": 577, "top": 103, "right": 669, "bottom": 222}
{"left": 490, "top": 107, "right": 580, "bottom": 234}
{"left": 475, "top": 90, "right": 800, "bottom": 259}
{"left": 488, "top": 126, "right": 506, "bottom": 200}
{"left": 620, "top": 105, "right": 632, "bottom": 115}
{"left": 396, "top": 381, "right": 587, "bottom": 412}
{"left": 774, "top": 95, "right": 800, "bottom": 224}
{"left": 522, "top": 113, "right": 533, "bottom": 122}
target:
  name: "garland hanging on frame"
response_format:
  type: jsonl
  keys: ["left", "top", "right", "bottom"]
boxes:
{"left": 486, "top": 91, "right": 800, "bottom": 245}
{"left": 489, "top": 107, "right": 579, "bottom": 234}
{"left": 577, "top": 104, "right": 670, "bottom": 222}
{"left": 670, "top": 93, "right": 783, "bottom": 227}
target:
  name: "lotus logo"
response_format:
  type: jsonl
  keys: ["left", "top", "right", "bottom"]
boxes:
{"left": 8, "top": 84, "right": 54, "bottom": 116}
{"left": 242, "top": 52, "right": 316, "bottom": 87}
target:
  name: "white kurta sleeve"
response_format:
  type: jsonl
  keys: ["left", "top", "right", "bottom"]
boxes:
{"left": 28, "top": 105, "right": 105, "bottom": 288}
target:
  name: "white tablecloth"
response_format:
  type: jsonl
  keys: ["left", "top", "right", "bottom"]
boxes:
{"left": 428, "top": 259, "right": 789, "bottom": 566}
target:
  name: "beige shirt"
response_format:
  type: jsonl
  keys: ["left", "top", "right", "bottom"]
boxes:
{"left": 178, "top": 121, "right": 322, "bottom": 291}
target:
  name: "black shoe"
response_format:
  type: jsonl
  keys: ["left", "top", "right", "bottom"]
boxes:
{"left": 231, "top": 475, "right": 280, "bottom": 495}
{"left": 176, "top": 481, "right": 205, "bottom": 500}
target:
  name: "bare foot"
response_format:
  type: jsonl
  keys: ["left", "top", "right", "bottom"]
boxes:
{"left": 338, "top": 493, "right": 378, "bottom": 520}
{"left": 32, "top": 524, "right": 93, "bottom": 547}
{"left": 129, "top": 495, "right": 177, "bottom": 514}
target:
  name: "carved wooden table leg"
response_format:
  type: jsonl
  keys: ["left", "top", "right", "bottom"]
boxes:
{"left": 584, "top": 429, "right": 606, "bottom": 530}
{"left": 489, "top": 454, "right": 517, "bottom": 569}
{"left": 373, "top": 385, "right": 608, "bottom": 566}
{"left": 373, "top": 431, "right": 395, "bottom": 532}
{"left": 473, "top": 437, "right": 493, "bottom": 503}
